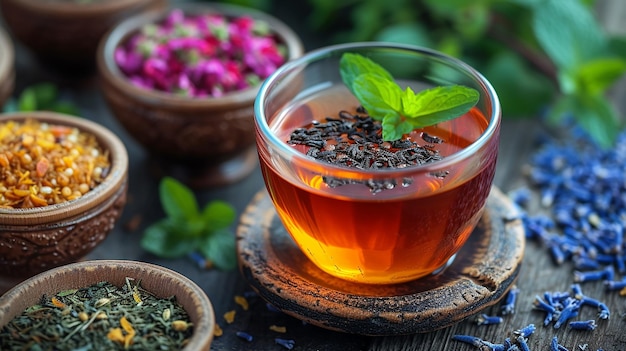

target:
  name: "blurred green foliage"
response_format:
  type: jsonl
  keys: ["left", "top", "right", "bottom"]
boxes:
{"left": 214, "top": 0, "right": 626, "bottom": 147}
{"left": 2, "top": 82, "right": 79, "bottom": 116}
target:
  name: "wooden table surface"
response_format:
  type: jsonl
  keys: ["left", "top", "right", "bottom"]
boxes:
{"left": 3, "top": 1, "right": 626, "bottom": 350}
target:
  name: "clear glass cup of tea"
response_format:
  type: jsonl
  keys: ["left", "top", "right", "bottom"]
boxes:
{"left": 254, "top": 42, "right": 501, "bottom": 284}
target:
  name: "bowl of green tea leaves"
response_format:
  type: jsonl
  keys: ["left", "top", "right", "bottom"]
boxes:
{"left": 0, "top": 260, "right": 215, "bottom": 351}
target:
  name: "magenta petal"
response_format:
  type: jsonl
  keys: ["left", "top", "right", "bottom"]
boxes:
{"left": 115, "top": 9, "right": 286, "bottom": 97}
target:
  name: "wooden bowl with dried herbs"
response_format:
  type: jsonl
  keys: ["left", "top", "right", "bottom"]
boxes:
{"left": 0, "top": 260, "right": 215, "bottom": 351}
{"left": 0, "top": 26, "right": 14, "bottom": 107}
{"left": 0, "top": 112, "right": 128, "bottom": 289}
{"left": 97, "top": 3, "right": 304, "bottom": 188}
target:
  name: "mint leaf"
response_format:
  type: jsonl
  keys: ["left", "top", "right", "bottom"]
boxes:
{"left": 340, "top": 53, "right": 394, "bottom": 96}
{"left": 18, "top": 88, "right": 37, "bottom": 112}
{"left": 50, "top": 102, "right": 80, "bottom": 116}
{"left": 341, "top": 53, "right": 479, "bottom": 141}
{"left": 141, "top": 177, "right": 238, "bottom": 271}
{"left": 573, "top": 94, "right": 620, "bottom": 149}
{"left": 199, "top": 229, "right": 237, "bottom": 271}
{"left": 201, "top": 201, "right": 236, "bottom": 231}
{"left": 352, "top": 73, "right": 402, "bottom": 119}
{"left": 141, "top": 219, "right": 199, "bottom": 258}
{"left": 402, "top": 85, "right": 480, "bottom": 128}
{"left": 382, "top": 113, "right": 413, "bottom": 142}
{"left": 159, "top": 177, "right": 198, "bottom": 220}
{"left": 374, "top": 23, "right": 432, "bottom": 48}
{"left": 483, "top": 51, "right": 554, "bottom": 118}
{"left": 30, "top": 83, "right": 58, "bottom": 109}
{"left": 532, "top": 0, "right": 607, "bottom": 70}
{"left": 545, "top": 94, "right": 575, "bottom": 126}
{"left": 575, "top": 58, "right": 626, "bottom": 96}
{"left": 547, "top": 94, "right": 619, "bottom": 148}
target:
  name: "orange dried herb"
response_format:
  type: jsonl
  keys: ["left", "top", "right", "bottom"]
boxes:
{"left": 0, "top": 119, "right": 110, "bottom": 209}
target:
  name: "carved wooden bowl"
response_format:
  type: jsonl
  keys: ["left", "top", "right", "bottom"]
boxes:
{"left": 0, "top": 0, "right": 166, "bottom": 71}
{"left": 97, "top": 3, "right": 303, "bottom": 188}
{"left": 0, "top": 26, "right": 14, "bottom": 107}
{"left": 0, "top": 260, "right": 215, "bottom": 350}
{"left": 0, "top": 112, "right": 128, "bottom": 287}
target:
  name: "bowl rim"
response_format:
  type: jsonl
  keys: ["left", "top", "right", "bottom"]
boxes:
{"left": 0, "top": 259, "right": 215, "bottom": 350}
{"left": 0, "top": 26, "right": 14, "bottom": 84}
{"left": 96, "top": 2, "right": 304, "bottom": 109}
{"left": 0, "top": 112, "right": 129, "bottom": 225}
{"left": 0, "top": 0, "right": 159, "bottom": 15}
{"left": 255, "top": 41, "right": 502, "bottom": 180}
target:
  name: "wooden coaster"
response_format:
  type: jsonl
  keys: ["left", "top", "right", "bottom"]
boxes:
{"left": 237, "top": 187, "right": 525, "bottom": 336}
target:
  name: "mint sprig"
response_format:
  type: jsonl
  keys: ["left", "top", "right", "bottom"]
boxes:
{"left": 339, "top": 53, "right": 480, "bottom": 141}
{"left": 141, "top": 177, "right": 237, "bottom": 271}
{"left": 2, "top": 82, "right": 79, "bottom": 116}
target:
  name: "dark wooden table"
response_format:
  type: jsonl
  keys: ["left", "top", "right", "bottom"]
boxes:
{"left": 3, "top": 2, "right": 626, "bottom": 350}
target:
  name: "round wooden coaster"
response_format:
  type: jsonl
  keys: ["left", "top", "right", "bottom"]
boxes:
{"left": 236, "top": 187, "right": 525, "bottom": 336}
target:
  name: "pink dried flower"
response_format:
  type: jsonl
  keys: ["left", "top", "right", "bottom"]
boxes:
{"left": 115, "top": 9, "right": 287, "bottom": 98}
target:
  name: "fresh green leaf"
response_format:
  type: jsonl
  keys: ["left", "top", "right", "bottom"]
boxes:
{"left": 199, "top": 229, "right": 237, "bottom": 271}
{"left": 348, "top": 2, "right": 384, "bottom": 42}
{"left": 424, "top": 0, "right": 475, "bottom": 14}
{"left": 436, "top": 35, "right": 462, "bottom": 59}
{"left": 307, "top": 0, "right": 342, "bottom": 30}
{"left": 352, "top": 74, "right": 402, "bottom": 119}
{"left": 30, "top": 83, "right": 58, "bottom": 109}
{"left": 381, "top": 113, "right": 413, "bottom": 142}
{"left": 141, "top": 219, "right": 199, "bottom": 258}
{"left": 178, "top": 217, "right": 206, "bottom": 239}
{"left": 575, "top": 58, "right": 626, "bottom": 96}
{"left": 141, "top": 177, "right": 238, "bottom": 271}
{"left": 403, "top": 86, "right": 480, "bottom": 128}
{"left": 201, "top": 200, "right": 236, "bottom": 231}
{"left": 374, "top": 23, "right": 432, "bottom": 48}
{"left": 340, "top": 53, "right": 394, "bottom": 96}
{"left": 573, "top": 94, "right": 620, "bottom": 149}
{"left": 507, "top": 0, "right": 542, "bottom": 5}
{"left": 159, "top": 177, "right": 198, "bottom": 220}
{"left": 341, "top": 53, "right": 479, "bottom": 141}
{"left": 452, "top": 3, "right": 490, "bottom": 41}
{"left": 18, "top": 88, "right": 37, "bottom": 111}
{"left": 609, "top": 37, "right": 626, "bottom": 58}
{"left": 546, "top": 93, "right": 620, "bottom": 148}
{"left": 545, "top": 94, "right": 575, "bottom": 126}
{"left": 10, "top": 82, "right": 80, "bottom": 115}
{"left": 50, "top": 102, "right": 80, "bottom": 116}
{"left": 557, "top": 70, "right": 578, "bottom": 96}
{"left": 483, "top": 51, "right": 555, "bottom": 117}
{"left": 532, "top": 0, "right": 607, "bottom": 70}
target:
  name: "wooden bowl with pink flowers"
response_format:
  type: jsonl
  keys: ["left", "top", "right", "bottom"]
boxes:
{"left": 97, "top": 3, "right": 304, "bottom": 188}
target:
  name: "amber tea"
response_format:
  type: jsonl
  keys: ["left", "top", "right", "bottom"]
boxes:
{"left": 255, "top": 43, "right": 501, "bottom": 284}
{"left": 260, "top": 85, "right": 497, "bottom": 284}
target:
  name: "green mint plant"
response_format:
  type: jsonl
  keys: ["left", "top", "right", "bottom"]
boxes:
{"left": 530, "top": 0, "right": 626, "bottom": 148}
{"left": 339, "top": 53, "right": 479, "bottom": 141}
{"left": 141, "top": 177, "right": 237, "bottom": 271}
{"left": 305, "top": 0, "right": 626, "bottom": 148}
{"left": 2, "top": 82, "right": 79, "bottom": 115}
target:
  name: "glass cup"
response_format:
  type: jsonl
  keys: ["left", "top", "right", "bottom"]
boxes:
{"left": 254, "top": 42, "right": 501, "bottom": 284}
